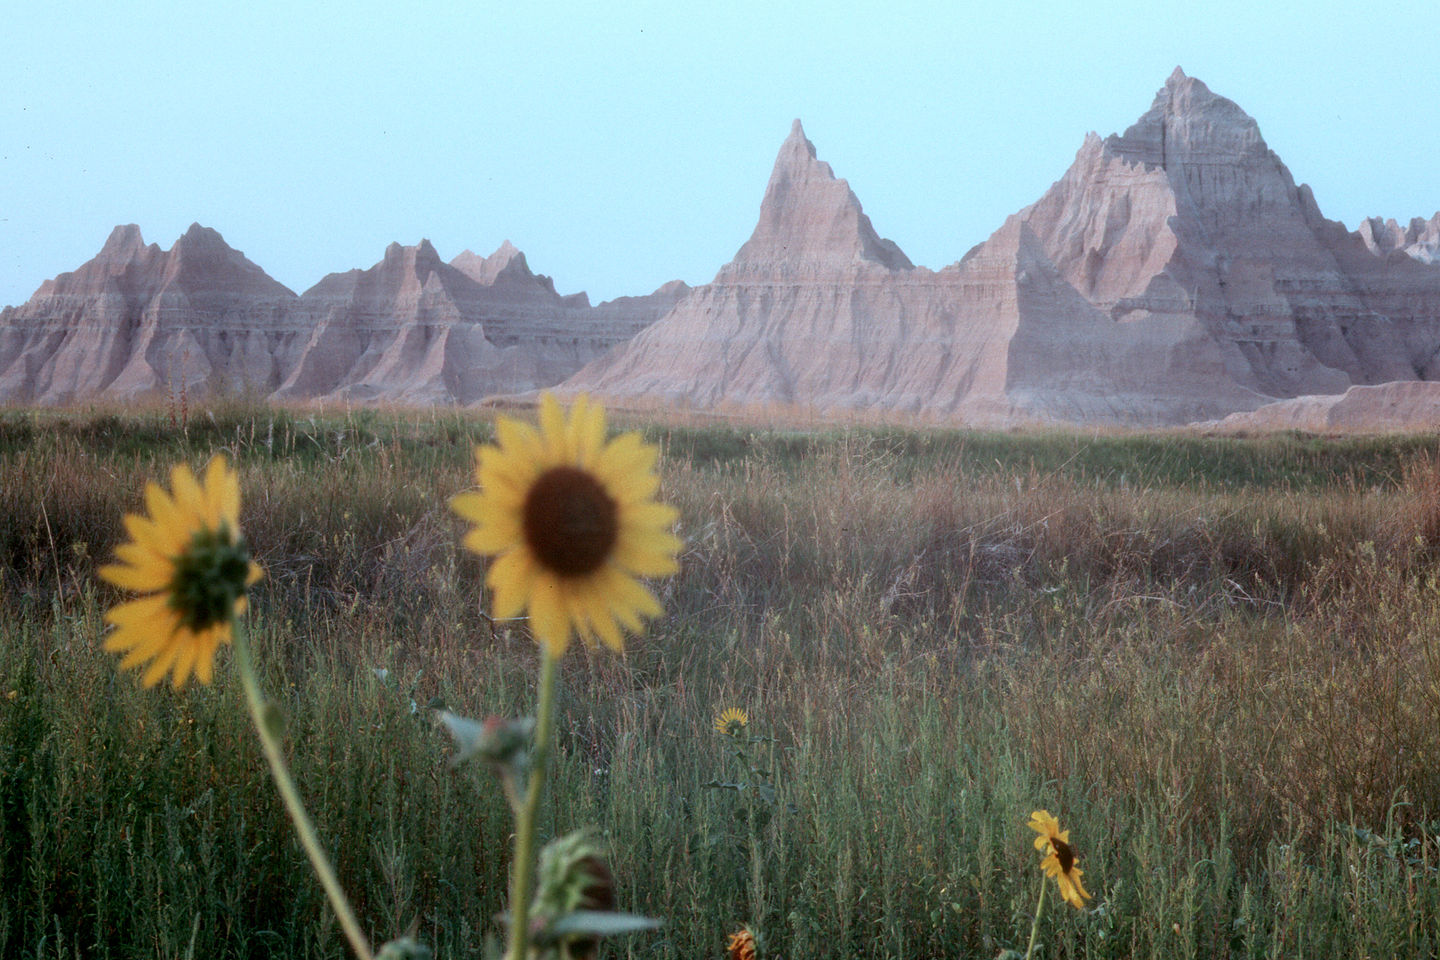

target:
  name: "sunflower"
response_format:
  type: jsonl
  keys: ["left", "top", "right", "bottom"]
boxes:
{"left": 714, "top": 707, "right": 749, "bottom": 737}
{"left": 726, "top": 928, "right": 757, "bottom": 960}
{"left": 452, "top": 393, "right": 681, "bottom": 658}
{"left": 99, "top": 455, "right": 262, "bottom": 688}
{"left": 1027, "top": 809, "right": 1092, "bottom": 909}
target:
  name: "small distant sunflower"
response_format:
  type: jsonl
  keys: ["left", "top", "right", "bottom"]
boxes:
{"left": 714, "top": 707, "right": 749, "bottom": 737}
{"left": 1027, "top": 809, "right": 1091, "bottom": 909}
{"left": 726, "top": 928, "right": 757, "bottom": 960}
{"left": 452, "top": 393, "right": 681, "bottom": 658}
{"left": 99, "top": 455, "right": 262, "bottom": 688}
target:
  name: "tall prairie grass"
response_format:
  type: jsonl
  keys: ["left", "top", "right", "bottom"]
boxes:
{"left": 2, "top": 406, "right": 1439, "bottom": 958}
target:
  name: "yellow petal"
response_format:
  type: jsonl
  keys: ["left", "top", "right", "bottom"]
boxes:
{"left": 170, "top": 639, "right": 200, "bottom": 689}
{"left": 464, "top": 523, "right": 520, "bottom": 557}
{"left": 604, "top": 469, "right": 660, "bottom": 507}
{"left": 478, "top": 445, "right": 538, "bottom": 501}
{"left": 597, "top": 566, "right": 663, "bottom": 620}
{"left": 114, "top": 541, "right": 165, "bottom": 570}
{"left": 613, "top": 530, "right": 682, "bottom": 577}
{"left": 98, "top": 561, "right": 172, "bottom": 593}
{"left": 170, "top": 463, "right": 209, "bottom": 527}
{"left": 205, "top": 454, "right": 240, "bottom": 528}
{"left": 538, "top": 393, "right": 568, "bottom": 462}
{"left": 124, "top": 512, "right": 183, "bottom": 557}
{"left": 596, "top": 432, "right": 659, "bottom": 488}
{"left": 105, "top": 592, "right": 175, "bottom": 629}
{"left": 527, "top": 573, "right": 572, "bottom": 657}
{"left": 488, "top": 549, "right": 538, "bottom": 621}
{"left": 621, "top": 501, "right": 680, "bottom": 531}
{"left": 116, "top": 630, "right": 171, "bottom": 666}
{"left": 145, "top": 481, "right": 190, "bottom": 541}
{"left": 451, "top": 490, "right": 489, "bottom": 523}
{"left": 193, "top": 637, "right": 217, "bottom": 685}
{"left": 569, "top": 395, "right": 606, "bottom": 468}
{"left": 591, "top": 606, "right": 625, "bottom": 651}
{"left": 141, "top": 638, "right": 186, "bottom": 688}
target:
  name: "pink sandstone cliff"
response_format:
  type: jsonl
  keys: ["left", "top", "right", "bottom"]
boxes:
{"left": 560, "top": 72, "right": 1440, "bottom": 426}
{"left": 0, "top": 224, "right": 301, "bottom": 404}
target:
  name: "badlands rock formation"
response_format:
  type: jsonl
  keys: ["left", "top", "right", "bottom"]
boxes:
{"left": 1021, "top": 68, "right": 1440, "bottom": 399}
{"left": 1359, "top": 213, "right": 1440, "bottom": 265}
{"left": 3, "top": 69, "right": 1437, "bottom": 424}
{"left": 0, "top": 229, "right": 687, "bottom": 406}
{"left": 0, "top": 224, "right": 301, "bottom": 404}
{"left": 564, "top": 71, "right": 1440, "bottom": 425}
{"left": 1207, "top": 381, "right": 1440, "bottom": 433}
{"left": 275, "top": 238, "right": 687, "bottom": 404}
{"left": 563, "top": 113, "right": 1264, "bottom": 423}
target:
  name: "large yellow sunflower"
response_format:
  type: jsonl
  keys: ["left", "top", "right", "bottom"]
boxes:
{"left": 1027, "top": 809, "right": 1092, "bottom": 909}
{"left": 452, "top": 393, "right": 681, "bottom": 658}
{"left": 99, "top": 454, "right": 262, "bottom": 688}
{"left": 714, "top": 707, "right": 749, "bottom": 737}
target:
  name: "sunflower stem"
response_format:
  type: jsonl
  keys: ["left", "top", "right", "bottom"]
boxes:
{"left": 232, "top": 618, "right": 374, "bottom": 960}
{"left": 506, "top": 650, "right": 560, "bottom": 960}
{"left": 1023, "top": 872, "right": 1047, "bottom": 960}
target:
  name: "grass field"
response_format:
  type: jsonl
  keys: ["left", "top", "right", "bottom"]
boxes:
{"left": 2, "top": 405, "right": 1439, "bottom": 959}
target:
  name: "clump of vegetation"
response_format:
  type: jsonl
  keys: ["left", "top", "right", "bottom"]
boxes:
{"left": 2, "top": 404, "right": 1439, "bottom": 958}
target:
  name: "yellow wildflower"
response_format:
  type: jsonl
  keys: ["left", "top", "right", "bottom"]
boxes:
{"left": 452, "top": 393, "right": 681, "bottom": 658}
{"left": 99, "top": 455, "right": 262, "bottom": 688}
{"left": 1027, "top": 809, "right": 1091, "bottom": 909}
{"left": 714, "top": 707, "right": 749, "bottom": 737}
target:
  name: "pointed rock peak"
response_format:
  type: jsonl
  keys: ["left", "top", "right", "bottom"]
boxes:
{"left": 724, "top": 119, "right": 913, "bottom": 274}
{"left": 98, "top": 223, "right": 150, "bottom": 262}
{"left": 391, "top": 240, "right": 443, "bottom": 277}
{"left": 452, "top": 240, "right": 539, "bottom": 286}
{"left": 772, "top": 118, "right": 822, "bottom": 176}
{"left": 104, "top": 223, "right": 144, "bottom": 247}
{"left": 487, "top": 240, "right": 532, "bottom": 276}
{"left": 1103, "top": 69, "right": 1267, "bottom": 168}
{"left": 377, "top": 240, "right": 441, "bottom": 278}
{"left": 172, "top": 223, "right": 229, "bottom": 254}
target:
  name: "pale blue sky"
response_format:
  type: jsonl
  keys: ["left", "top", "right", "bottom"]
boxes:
{"left": 3, "top": 0, "right": 1437, "bottom": 309}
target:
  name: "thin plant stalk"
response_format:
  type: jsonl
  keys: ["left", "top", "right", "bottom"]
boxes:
{"left": 506, "top": 651, "right": 561, "bottom": 960}
{"left": 1023, "top": 874, "right": 1048, "bottom": 960}
{"left": 232, "top": 618, "right": 375, "bottom": 960}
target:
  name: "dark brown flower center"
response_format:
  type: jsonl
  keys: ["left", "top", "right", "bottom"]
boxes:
{"left": 522, "top": 467, "right": 619, "bottom": 577}
{"left": 169, "top": 524, "right": 252, "bottom": 631}
{"left": 1053, "top": 837, "right": 1076, "bottom": 875}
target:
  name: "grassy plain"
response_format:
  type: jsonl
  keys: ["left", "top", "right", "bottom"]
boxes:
{"left": 2, "top": 405, "right": 1440, "bottom": 958}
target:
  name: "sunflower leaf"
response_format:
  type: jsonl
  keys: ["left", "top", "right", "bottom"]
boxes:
{"left": 547, "top": 911, "right": 662, "bottom": 938}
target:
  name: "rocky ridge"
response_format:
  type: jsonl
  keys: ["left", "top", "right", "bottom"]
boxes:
{"left": 0, "top": 230, "right": 688, "bottom": 406}
{"left": 0, "top": 224, "right": 302, "bottom": 404}
{"left": 1359, "top": 213, "right": 1440, "bottom": 265}
{"left": 3, "top": 69, "right": 1438, "bottom": 425}
{"left": 562, "top": 71, "right": 1440, "bottom": 426}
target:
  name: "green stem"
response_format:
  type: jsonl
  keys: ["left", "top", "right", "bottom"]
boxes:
{"left": 232, "top": 618, "right": 374, "bottom": 960}
{"left": 506, "top": 651, "right": 560, "bottom": 960}
{"left": 1023, "top": 874, "right": 1048, "bottom": 960}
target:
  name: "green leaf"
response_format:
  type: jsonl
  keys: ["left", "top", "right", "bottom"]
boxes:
{"left": 375, "top": 937, "right": 433, "bottom": 960}
{"left": 437, "top": 711, "right": 533, "bottom": 766}
{"left": 436, "top": 711, "right": 489, "bottom": 763}
{"left": 548, "top": 911, "right": 662, "bottom": 938}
